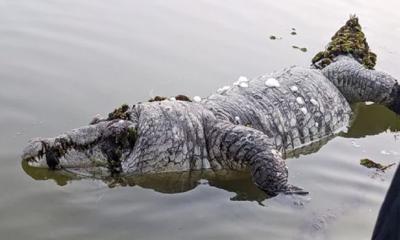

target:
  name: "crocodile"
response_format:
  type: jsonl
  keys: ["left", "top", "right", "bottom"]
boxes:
{"left": 21, "top": 16, "right": 400, "bottom": 196}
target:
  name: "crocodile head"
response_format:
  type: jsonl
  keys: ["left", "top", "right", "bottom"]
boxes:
{"left": 21, "top": 117, "right": 137, "bottom": 177}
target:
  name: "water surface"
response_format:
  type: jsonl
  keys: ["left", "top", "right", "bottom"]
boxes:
{"left": 1, "top": 0, "right": 400, "bottom": 239}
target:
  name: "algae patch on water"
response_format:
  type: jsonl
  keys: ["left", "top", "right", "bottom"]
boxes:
{"left": 360, "top": 158, "right": 395, "bottom": 171}
{"left": 292, "top": 45, "right": 307, "bottom": 52}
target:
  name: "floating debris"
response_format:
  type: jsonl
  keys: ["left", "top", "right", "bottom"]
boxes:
{"left": 380, "top": 150, "right": 391, "bottom": 155}
{"left": 365, "top": 101, "right": 374, "bottom": 105}
{"left": 291, "top": 31, "right": 297, "bottom": 35}
{"left": 292, "top": 45, "right": 308, "bottom": 52}
{"left": 269, "top": 35, "right": 282, "bottom": 40}
{"left": 300, "top": 107, "right": 308, "bottom": 115}
{"left": 265, "top": 78, "right": 280, "bottom": 88}
{"left": 351, "top": 140, "right": 361, "bottom": 148}
{"left": 360, "top": 158, "right": 395, "bottom": 171}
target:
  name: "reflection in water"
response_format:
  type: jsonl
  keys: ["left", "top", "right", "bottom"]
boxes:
{"left": 22, "top": 160, "right": 269, "bottom": 203}
{"left": 21, "top": 160, "right": 73, "bottom": 186}
{"left": 288, "top": 103, "right": 400, "bottom": 158}
{"left": 343, "top": 103, "right": 400, "bottom": 138}
{"left": 22, "top": 103, "right": 400, "bottom": 203}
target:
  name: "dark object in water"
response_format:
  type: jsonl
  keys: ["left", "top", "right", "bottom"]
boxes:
{"left": 292, "top": 45, "right": 307, "bottom": 52}
{"left": 372, "top": 164, "right": 400, "bottom": 239}
{"left": 359, "top": 158, "right": 395, "bottom": 171}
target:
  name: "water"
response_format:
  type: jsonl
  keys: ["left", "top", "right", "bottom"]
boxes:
{"left": 1, "top": 0, "right": 400, "bottom": 239}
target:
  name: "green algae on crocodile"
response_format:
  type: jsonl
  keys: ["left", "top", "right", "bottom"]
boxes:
{"left": 108, "top": 104, "right": 130, "bottom": 120}
{"left": 312, "top": 15, "right": 377, "bottom": 69}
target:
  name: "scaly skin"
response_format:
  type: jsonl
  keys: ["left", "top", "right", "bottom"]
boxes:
{"left": 21, "top": 18, "right": 400, "bottom": 196}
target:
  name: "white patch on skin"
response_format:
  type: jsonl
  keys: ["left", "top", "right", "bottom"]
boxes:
{"left": 238, "top": 76, "right": 249, "bottom": 82}
{"left": 365, "top": 101, "right": 374, "bottom": 105}
{"left": 310, "top": 98, "right": 318, "bottom": 106}
{"left": 290, "top": 118, "right": 297, "bottom": 127}
{"left": 296, "top": 97, "right": 305, "bottom": 105}
{"left": 270, "top": 149, "right": 282, "bottom": 157}
{"left": 193, "top": 96, "right": 202, "bottom": 102}
{"left": 234, "top": 76, "right": 249, "bottom": 86}
{"left": 300, "top": 107, "right": 308, "bottom": 115}
{"left": 265, "top": 78, "right": 280, "bottom": 88}
{"left": 239, "top": 82, "right": 248, "bottom": 88}
{"left": 234, "top": 116, "right": 241, "bottom": 124}
{"left": 217, "top": 85, "right": 231, "bottom": 94}
{"left": 290, "top": 86, "right": 298, "bottom": 92}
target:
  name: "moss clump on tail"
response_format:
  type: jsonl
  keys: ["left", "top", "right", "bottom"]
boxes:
{"left": 108, "top": 104, "right": 130, "bottom": 120}
{"left": 312, "top": 15, "right": 377, "bottom": 69}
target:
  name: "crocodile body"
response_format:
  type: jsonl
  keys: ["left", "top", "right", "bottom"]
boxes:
{"left": 21, "top": 17, "right": 400, "bottom": 195}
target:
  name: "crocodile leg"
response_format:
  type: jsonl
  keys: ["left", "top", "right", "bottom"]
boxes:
{"left": 205, "top": 120, "right": 307, "bottom": 195}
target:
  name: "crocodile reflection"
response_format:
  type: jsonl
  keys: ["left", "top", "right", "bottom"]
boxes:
{"left": 22, "top": 103, "right": 400, "bottom": 203}
{"left": 343, "top": 103, "right": 400, "bottom": 138}
{"left": 286, "top": 103, "right": 400, "bottom": 158}
{"left": 22, "top": 160, "right": 269, "bottom": 203}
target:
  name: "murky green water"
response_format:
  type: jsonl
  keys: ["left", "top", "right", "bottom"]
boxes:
{"left": 1, "top": 0, "right": 400, "bottom": 239}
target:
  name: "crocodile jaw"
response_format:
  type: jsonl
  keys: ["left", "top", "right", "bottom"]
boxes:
{"left": 21, "top": 119, "right": 137, "bottom": 176}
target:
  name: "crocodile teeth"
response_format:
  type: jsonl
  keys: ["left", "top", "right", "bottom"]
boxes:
{"left": 28, "top": 161, "right": 41, "bottom": 167}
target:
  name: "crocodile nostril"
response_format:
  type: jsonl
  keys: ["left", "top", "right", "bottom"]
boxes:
{"left": 45, "top": 151, "right": 60, "bottom": 170}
